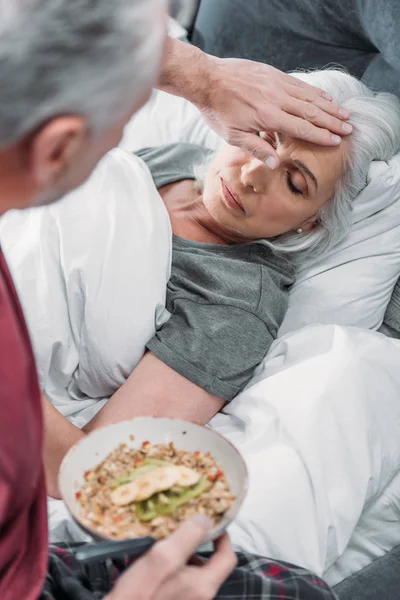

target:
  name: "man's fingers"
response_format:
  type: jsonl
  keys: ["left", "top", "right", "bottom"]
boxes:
{"left": 275, "top": 111, "right": 344, "bottom": 146}
{"left": 284, "top": 74, "right": 334, "bottom": 101}
{"left": 200, "top": 534, "right": 238, "bottom": 594}
{"left": 161, "top": 535, "right": 237, "bottom": 600}
{"left": 290, "top": 85, "right": 350, "bottom": 119}
{"left": 284, "top": 79, "right": 351, "bottom": 121}
{"left": 312, "top": 93, "right": 350, "bottom": 120}
{"left": 283, "top": 97, "right": 353, "bottom": 137}
{"left": 147, "top": 515, "right": 213, "bottom": 572}
{"left": 229, "top": 131, "right": 280, "bottom": 167}
{"left": 113, "top": 516, "right": 213, "bottom": 598}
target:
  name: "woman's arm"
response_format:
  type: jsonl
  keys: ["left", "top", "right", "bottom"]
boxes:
{"left": 83, "top": 351, "right": 225, "bottom": 434}
{"left": 41, "top": 394, "right": 85, "bottom": 499}
{"left": 42, "top": 354, "right": 224, "bottom": 497}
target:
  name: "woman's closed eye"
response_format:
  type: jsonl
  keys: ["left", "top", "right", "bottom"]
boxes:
{"left": 259, "top": 131, "right": 308, "bottom": 196}
{"left": 286, "top": 172, "right": 303, "bottom": 196}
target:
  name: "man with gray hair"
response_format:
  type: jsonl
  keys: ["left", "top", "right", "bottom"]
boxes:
{"left": 0, "top": 1, "right": 350, "bottom": 598}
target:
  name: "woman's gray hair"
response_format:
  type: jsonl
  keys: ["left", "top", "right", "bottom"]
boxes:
{"left": 0, "top": 0, "right": 165, "bottom": 146}
{"left": 196, "top": 69, "right": 400, "bottom": 261}
{"left": 269, "top": 69, "right": 400, "bottom": 259}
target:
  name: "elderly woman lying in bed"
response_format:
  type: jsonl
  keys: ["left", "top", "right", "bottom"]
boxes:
{"left": 39, "top": 69, "right": 400, "bottom": 497}
{"left": 81, "top": 69, "right": 400, "bottom": 433}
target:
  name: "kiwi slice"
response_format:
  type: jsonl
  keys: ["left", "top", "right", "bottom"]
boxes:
{"left": 136, "top": 478, "right": 212, "bottom": 521}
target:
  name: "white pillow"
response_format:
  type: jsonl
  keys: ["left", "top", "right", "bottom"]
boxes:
{"left": 120, "top": 91, "right": 400, "bottom": 335}
{"left": 120, "top": 89, "right": 222, "bottom": 152}
{"left": 0, "top": 149, "right": 172, "bottom": 426}
{"left": 281, "top": 155, "right": 400, "bottom": 335}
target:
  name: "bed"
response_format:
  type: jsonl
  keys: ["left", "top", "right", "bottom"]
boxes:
{"left": 2, "top": 3, "right": 400, "bottom": 596}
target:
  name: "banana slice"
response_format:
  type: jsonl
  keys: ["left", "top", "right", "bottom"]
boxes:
{"left": 111, "top": 478, "right": 155, "bottom": 506}
{"left": 110, "top": 465, "right": 181, "bottom": 506}
{"left": 176, "top": 466, "right": 201, "bottom": 487}
{"left": 146, "top": 465, "right": 181, "bottom": 493}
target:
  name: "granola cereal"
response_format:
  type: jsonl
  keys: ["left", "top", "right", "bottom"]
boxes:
{"left": 76, "top": 441, "right": 235, "bottom": 539}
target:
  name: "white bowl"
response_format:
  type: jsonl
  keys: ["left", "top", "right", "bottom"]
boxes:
{"left": 59, "top": 417, "right": 248, "bottom": 543}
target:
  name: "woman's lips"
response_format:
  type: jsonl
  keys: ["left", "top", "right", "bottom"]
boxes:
{"left": 220, "top": 178, "right": 245, "bottom": 214}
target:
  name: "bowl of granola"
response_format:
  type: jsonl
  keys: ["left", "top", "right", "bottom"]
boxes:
{"left": 59, "top": 417, "right": 248, "bottom": 542}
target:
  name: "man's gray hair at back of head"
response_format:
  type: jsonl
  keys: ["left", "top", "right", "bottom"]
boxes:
{"left": 0, "top": 0, "right": 165, "bottom": 146}
{"left": 270, "top": 69, "right": 400, "bottom": 260}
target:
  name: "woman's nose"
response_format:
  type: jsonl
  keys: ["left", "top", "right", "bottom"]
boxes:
{"left": 240, "top": 158, "right": 267, "bottom": 193}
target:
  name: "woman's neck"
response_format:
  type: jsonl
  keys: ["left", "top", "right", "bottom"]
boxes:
{"left": 158, "top": 179, "right": 232, "bottom": 244}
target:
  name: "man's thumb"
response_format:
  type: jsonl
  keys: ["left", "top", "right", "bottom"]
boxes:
{"left": 234, "top": 132, "right": 280, "bottom": 168}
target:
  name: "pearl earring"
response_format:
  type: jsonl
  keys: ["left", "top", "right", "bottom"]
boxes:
{"left": 296, "top": 227, "right": 303, "bottom": 234}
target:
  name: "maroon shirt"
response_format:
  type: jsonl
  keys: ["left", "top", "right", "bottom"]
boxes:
{"left": 0, "top": 249, "right": 48, "bottom": 600}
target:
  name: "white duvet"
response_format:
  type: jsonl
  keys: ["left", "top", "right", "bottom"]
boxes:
{"left": 218, "top": 325, "right": 400, "bottom": 585}
{"left": 2, "top": 149, "right": 400, "bottom": 586}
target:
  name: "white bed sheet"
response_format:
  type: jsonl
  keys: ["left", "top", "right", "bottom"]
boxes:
{"left": 212, "top": 324, "right": 400, "bottom": 585}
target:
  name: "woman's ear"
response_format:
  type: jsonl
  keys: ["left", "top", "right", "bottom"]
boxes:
{"left": 299, "top": 215, "right": 319, "bottom": 232}
{"left": 29, "top": 115, "right": 88, "bottom": 188}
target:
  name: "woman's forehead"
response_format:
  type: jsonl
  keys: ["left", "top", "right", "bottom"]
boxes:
{"left": 280, "top": 134, "right": 348, "bottom": 186}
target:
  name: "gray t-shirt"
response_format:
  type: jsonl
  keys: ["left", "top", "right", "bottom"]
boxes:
{"left": 136, "top": 144, "right": 295, "bottom": 401}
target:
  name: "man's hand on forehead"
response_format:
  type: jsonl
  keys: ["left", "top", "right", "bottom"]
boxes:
{"left": 195, "top": 57, "right": 352, "bottom": 168}
{"left": 158, "top": 39, "right": 352, "bottom": 169}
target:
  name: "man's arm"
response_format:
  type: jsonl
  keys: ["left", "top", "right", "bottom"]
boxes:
{"left": 83, "top": 351, "right": 225, "bottom": 434}
{"left": 41, "top": 394, "right": 84, "bottom": 499}
{"left": 158, "top": 37, "right": 352, "bottom": 166}
{"left": 158, "top": 36, "right": 209, "bottom": 105}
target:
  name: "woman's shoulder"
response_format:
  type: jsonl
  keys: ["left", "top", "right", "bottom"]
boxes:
{"left": 169, "top": 240, "right": 294, "bottom": 341}
{"left": 135, "top": 142, "right": 211, "bottom": 161}
{"left": 171, "top": 238, "right": 294, "bottom": 310}
{"left": 173, "top": 237, "right": 295, "bottom": 278}
{"left": 135, "top": 143, "right": 213, "bottom": 190}
{"left": 249, "top": 243, "right": 296, "bottom": 282}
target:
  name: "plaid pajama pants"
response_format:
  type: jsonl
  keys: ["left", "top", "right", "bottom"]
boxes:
{"left": 40, "top": 545, "right": 337, "bottom": 599}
